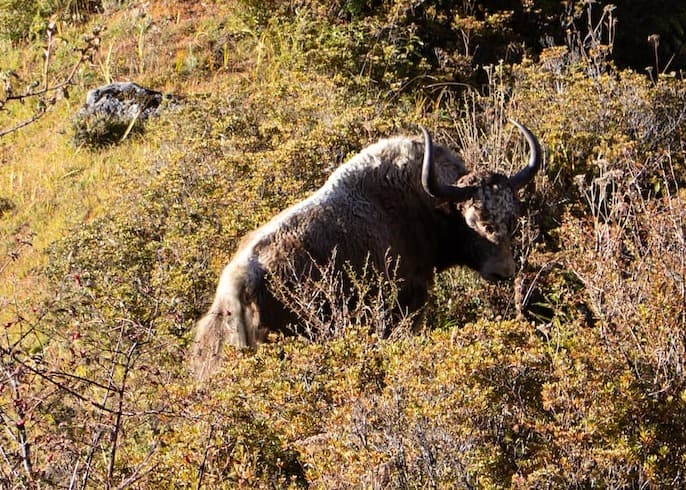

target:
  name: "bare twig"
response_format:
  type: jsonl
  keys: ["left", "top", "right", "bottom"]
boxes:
{"left": 196, "top": 421, "right": 216, "bottom": 490}
{"left": 0, "top": 112, "right": 47, "bottom": 138}
{"left": 0, "top": 444, "right": 18, "bottom": 483}
{"left": 6, "top": 369, "right": 32, "bottom": 480}
{"left": 0, "top": 347, "right": 132, "bottom": 416}
{"left": 106, "top": 341, "right": 138, "bottom": 487}
{"left": 79, "top": 427, "right": 106, "bottom": 490}
{"left": 115, "top": 441, "right": 157, "bottom": 490}
{"left": 0, "top": 23, "right": 101, "bottom": 138}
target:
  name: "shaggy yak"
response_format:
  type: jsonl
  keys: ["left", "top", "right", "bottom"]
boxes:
{"left": 192, "top": 121, "right": 541, "bottom": 378}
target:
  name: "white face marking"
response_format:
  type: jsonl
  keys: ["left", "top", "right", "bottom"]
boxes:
{"left": 455, "top": 173, "right": 520, "bottom": 280}
{"left": 457, "top": 172, "right": 519, "bottom": 244}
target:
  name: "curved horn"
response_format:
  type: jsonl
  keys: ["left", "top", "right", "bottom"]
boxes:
{"left": 508, "top": 120, "right": 541, "bottom": 189}
{"left": 420, "top": 126, "right": 473, "bottom": 202}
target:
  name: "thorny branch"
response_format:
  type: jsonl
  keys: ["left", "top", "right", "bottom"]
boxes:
{"left": 106, "top": 337, "right": 138, "bottom": 487}
{"left": 1, "top": 363, "right": 33, "bottom": 481}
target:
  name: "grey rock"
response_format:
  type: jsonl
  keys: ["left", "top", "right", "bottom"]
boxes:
{"left": 73, "top": 82, "right": 177, "bottom": 147}
{"left": 84, "top": 82, "right": 164, "bottom": 120}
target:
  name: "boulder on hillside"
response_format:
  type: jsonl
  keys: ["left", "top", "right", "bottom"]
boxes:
{"left": 73, "top": 82, "right": 177, "bottom": 147}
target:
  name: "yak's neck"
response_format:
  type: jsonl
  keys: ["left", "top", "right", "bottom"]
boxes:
{"left": 432, "top": 211, "right": 484, "bottom": 272}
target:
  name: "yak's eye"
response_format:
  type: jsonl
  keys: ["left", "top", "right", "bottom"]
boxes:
{"left": 484, "top": 224, "right": 495, "bottom": 234}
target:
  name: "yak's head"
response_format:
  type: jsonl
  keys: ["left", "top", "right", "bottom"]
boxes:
{"left": 421, "top": 121, "right": 541, "bottom": 281}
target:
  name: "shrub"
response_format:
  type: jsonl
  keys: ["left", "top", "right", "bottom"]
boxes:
{"left": 4, "top": 1, "right": 686, "bottom": 487}
{"left": 0, "top": 0, "right": 101, "bottom": 42}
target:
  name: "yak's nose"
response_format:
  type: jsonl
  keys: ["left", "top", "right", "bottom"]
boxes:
{"left": 481, "top": 252, "right": 516, "bottom": 282}
{"left": 482, "top": 270, "right": 515, "bottom": 282}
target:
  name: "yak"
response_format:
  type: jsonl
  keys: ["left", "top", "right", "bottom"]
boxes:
{"left": 192, "top": 121, "right": 541, "bottom": 378}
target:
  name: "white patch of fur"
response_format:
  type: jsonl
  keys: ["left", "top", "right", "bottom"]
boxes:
{"left": 233, "top": 137, "right": 417, "bottom": 269}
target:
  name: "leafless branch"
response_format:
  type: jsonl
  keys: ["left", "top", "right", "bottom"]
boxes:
{"left": 4, "top": 367, "right": 32, "bottom": 481}
{"left": 106, "top": 341, "right": 138, "bottom": 487}
{"left": 0, "top": 23, "right": 101, "bottom": 138}
{"left": 114, "top": 442, "right": 157, "bottom": 490}
{"left": 1, "top": 348, "right": 133, "bottom": 417}
{"left": 196, "top": 421, "right": 216, "bottom": 490}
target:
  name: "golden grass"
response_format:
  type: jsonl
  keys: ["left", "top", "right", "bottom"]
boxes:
{"left": 0, "top": 0, "right": 254, "bottom": 317}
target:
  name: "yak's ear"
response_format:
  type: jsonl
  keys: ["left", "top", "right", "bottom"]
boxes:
{"left": 463, "top": 206, "right": 478, "bottom": 229}
{"left": 435, "top": 200, "right": 452, "bottom": 214}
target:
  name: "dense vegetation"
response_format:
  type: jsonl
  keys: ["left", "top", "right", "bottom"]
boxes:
{"left": 1, "top": 0, "right": 685, "bottom": 487}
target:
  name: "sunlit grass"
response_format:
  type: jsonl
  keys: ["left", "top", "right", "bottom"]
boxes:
{"left": 0, "top": 103, "right": 156, "bottom": 313}
{"left": 0, "top": 0, "right": 256, "bottom": 317}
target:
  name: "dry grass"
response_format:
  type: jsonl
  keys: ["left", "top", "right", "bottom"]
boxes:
{"left": 1, "top": 0, "right": 686, "bottom": 488}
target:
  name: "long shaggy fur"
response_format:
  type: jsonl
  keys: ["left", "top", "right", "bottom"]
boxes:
{"left": 191, "top": 261, "right": 263, "bottom": 380}
{"left": 191, "top": 312, "right": 226, "bottom": 381}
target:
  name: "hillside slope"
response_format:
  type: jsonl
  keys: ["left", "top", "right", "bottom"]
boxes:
{"left": 1, "top": 1, "right": 685, "bottom": 487}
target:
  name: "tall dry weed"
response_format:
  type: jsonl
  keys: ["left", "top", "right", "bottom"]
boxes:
{"left": 269, "top": 250, "right": 417, "bottom": 342}
{"left": 569, "top": 153, "right": 685, "bottom": 396}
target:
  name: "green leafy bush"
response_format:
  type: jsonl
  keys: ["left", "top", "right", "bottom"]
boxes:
{"left": 2, "top": 0, "right": 686, "bottom": 488}
{"left": 0, "top": 0, "right": 101, "bottom": 41}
